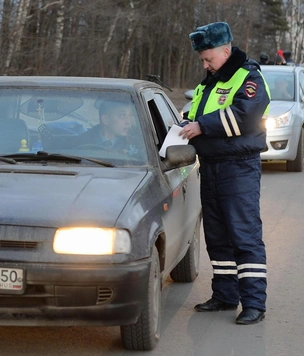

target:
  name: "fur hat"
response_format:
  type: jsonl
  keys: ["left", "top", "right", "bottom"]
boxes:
{"left": 189, "top": 22, "right": 233, "bottom": 52}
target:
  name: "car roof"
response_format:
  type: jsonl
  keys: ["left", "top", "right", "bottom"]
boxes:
{"left": 260, "top": 65, "right": 300, "bottom": 73}
{"left": 0, "top": 76, "right": 162, "bottom": 91}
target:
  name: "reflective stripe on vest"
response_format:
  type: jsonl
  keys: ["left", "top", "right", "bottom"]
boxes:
{"left": 188, "top": 68, "right": 270, "bottom": 137}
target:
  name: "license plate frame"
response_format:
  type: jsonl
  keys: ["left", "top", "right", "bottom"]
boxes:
{"left": 0, "top": 267, "right": 25, "bottom": 294}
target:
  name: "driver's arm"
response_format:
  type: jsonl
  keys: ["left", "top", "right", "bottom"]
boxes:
{"left": 38, "top": 124, "right": 94, "bottom": 150}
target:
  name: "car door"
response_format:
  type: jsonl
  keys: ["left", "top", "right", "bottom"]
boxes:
{"left": 141, "top": 88, "right": 201, "bottom": 272}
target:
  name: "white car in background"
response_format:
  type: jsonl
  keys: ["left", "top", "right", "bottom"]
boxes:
{"left": 260, "top": 65, "right": 304, "bottom": 171}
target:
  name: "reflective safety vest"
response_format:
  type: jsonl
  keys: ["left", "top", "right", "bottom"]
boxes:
{"left": 188, "top": 68, "right": 270, "bottom": 124}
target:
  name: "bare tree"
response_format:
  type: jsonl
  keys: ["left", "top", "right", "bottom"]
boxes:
{"left": 0, "top": 0, "right": 302, "bottom": 84}
{"left": 285, "top": 0, "right": 304, "bottom": 63}
{"left": 53, "top": 0, "right": 65, "bottom": 72}
{"left": 0, "top": 0, "right": 12, "bottom": 72}
{"left": 3, "top": 0, "right": 31, "bottom": 75}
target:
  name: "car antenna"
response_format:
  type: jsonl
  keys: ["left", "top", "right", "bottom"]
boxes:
{"left": 146, "top": 74, "right": 173, "bottom": 92}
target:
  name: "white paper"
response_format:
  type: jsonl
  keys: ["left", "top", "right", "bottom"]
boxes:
{"left": 159, "top": 124, "right": 189, "bottom": 158}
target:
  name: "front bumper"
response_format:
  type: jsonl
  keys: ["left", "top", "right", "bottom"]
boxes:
{"left": 261, "top": 126, "right": 299, "bottom": 161}
{"left": 0, "top": 259, "right": 150, "bottom": 326}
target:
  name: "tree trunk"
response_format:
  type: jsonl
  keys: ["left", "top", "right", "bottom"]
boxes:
{"left": 3, "top": 0, "right": 31, "bottom": 75}
{"left": 53, "top": 0, "right": 65, "bottom": 74}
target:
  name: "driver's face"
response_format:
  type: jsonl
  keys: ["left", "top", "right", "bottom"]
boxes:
{"left": 109, "top": 106, "right": 132, "bottom": 137}
{"left": 101, "top": 105, "right": 133, "bottom": 138}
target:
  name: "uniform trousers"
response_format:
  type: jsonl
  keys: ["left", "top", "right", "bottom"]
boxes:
{"left": 199, "top": 155, "right": 267, "bottom": 311}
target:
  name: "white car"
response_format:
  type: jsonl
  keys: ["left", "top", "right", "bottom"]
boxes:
{"left": 260, "top": 65, "right": 304, "bottom": 171}
{"left": 181, "top": 65, "right": 304, "bottom": 171}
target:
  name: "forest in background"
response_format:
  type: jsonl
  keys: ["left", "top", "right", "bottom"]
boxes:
{"left": 0, "top": 0, "right": 303, "bottom": 88}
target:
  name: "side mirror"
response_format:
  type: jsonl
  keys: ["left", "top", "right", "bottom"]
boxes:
{"left": 162, "top": 145, "right": 197, "bottom": 171}
{"left": 184, "top": 90, "right": 194, "bottom": 100}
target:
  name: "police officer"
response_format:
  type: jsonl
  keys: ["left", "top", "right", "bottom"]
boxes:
{"left": 180, "top": 22, "right": 270, "bottom": 325}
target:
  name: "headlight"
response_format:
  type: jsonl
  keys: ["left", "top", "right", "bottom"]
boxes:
{"left": 266, "top": 112, "right": 291, "bottom": 130}
{"left": 53, "top": 227, "right": 131, "bottom": 255}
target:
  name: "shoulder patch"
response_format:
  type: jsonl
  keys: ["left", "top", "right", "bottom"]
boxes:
{"left": 245, "top": 81, "right": 258, "bottom": 98}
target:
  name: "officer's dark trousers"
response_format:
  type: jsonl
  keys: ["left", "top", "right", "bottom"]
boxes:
{"left": 199, "top": 155, "right": 267, "bottom": 311}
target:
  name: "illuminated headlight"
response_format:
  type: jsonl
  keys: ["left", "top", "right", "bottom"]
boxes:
{"left": 266, "top": 112, "right": 291, "bottom": 130}
{"left": 53, "top": 228, "right": 131, "bottom": 255}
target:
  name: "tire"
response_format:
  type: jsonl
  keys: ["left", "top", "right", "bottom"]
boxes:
{"left": 120, "top": 246, "right": 161, "bottom": 351}
{"left": 287, "top": 128, "right": 303, "bottom": 172}
{"left": 170, "top": 215, "right": 201, "bottom": 282}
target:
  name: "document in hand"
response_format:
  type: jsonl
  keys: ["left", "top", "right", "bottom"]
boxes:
{"left": 159, "top": 124, "right": 189, "bottom": 158}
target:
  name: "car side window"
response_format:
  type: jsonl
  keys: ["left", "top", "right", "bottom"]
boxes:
{"left": 146, "top": 98, "right": 167, "bottom": 150}
{"left": 153, "top": 93, "right": 176, "bottom": 131}
{"left": 142, "top": 90, "right": 181, "bottom": 155}
{"left": 299, "top": 71, "right": 304, "bottom": 103}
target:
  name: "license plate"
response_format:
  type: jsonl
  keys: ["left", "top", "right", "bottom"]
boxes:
{"left": 0, "top": 268, "right": 24, "bottom": 294}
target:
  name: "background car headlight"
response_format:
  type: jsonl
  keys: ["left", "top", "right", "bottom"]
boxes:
{"left": 266, "top": 112, "right": 291, "bottom": 130}
{"left": 53, "top": 227, "right": 131, "bottom": 255}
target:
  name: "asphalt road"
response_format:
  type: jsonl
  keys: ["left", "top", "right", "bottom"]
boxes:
{"left": 1, "top": 161, "right": 304, "bottom": 356}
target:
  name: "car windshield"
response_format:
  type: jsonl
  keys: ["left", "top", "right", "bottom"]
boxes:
{"left": 262, "top": 71, "right": 295, "bottom": 101}
{"left": 0, "top": 88, "right": 148, "bottom": 166}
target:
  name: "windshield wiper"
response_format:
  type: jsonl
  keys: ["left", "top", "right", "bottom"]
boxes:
{"left": 0, "top": 156, "right": 17, "bottom": 164}
{"left": 3, "top": 152, "right": 115, "bottom": 167}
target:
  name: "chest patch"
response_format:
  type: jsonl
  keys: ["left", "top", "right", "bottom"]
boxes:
{"left": 216, "top": 87, "right": 231, "bottom": 105}
{"left": 218, "top": 95, "right": 227, "bottom": 105}
{"left": 245, "top": 81, "right": 258, "bottom": 97}
{"left": 216, "top": 88, "right": 231, "bottom": 95}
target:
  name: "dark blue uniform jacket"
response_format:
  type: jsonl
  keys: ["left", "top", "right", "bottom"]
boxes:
{"left": 186, "top": 47, "right": 270, "bottom": 160}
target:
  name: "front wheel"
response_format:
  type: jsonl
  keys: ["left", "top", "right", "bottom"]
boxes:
{"left": 120, "top": 246, "right": 161, "bottom": 351}
{"left": 287, "top": 128, "right": 303, "bottom": 172}
{"left": 170, "top": 214, "right": 201, "bottom": 282}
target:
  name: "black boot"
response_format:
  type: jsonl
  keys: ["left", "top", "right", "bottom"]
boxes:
{"left": 194, "top": 298, "right": 238, "bottom": 312}
{"left": 236, "top": 308, "right": 265, "bottom": 324}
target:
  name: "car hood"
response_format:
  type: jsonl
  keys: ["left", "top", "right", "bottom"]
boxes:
{"left": 0, "top": 166, "right": 148, "bottom": 227}
{"left": 268, "top": 101, "right": 295, "bottom": 116}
